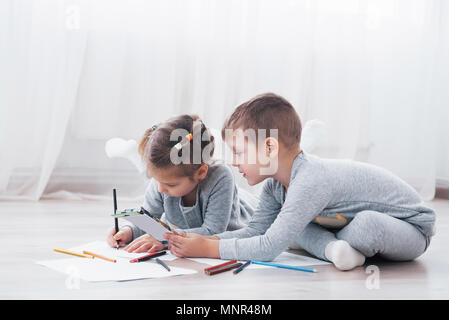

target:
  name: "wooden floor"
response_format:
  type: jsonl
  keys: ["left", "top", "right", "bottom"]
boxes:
{"left": 1, "top": 198, "right": 448, "bottom": 300}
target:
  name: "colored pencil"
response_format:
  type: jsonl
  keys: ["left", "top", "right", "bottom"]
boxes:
{"left": 155, "top": 258, "right": 170, "bottom": 271}
{"left": 129, "top": 251, "right": 166, "bottom": 263}
{"left": 53, "top": 248, "right": 94, "bottom": 259}
{"left": 205, "top": 262, "right": 243, "bottom": 276}
{"left": 83, "top": 250, "right": 116, "bottom": 263}
{"left": 251, "top": 260, "right": 317, "bottom": 273}
{"left": 204, "top": 259, "right": 237, "bottom": 272}
{"left": 233, "top": 260, "right": 251, "bottom": 274}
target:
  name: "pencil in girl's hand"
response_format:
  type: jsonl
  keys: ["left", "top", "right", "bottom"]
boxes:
{"left": 113, "top": 189, "right": 120, "bottom": 249}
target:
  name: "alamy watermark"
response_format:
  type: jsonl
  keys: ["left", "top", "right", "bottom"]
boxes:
{"left": 65, "top": 5, "right": 81, "bottom": 30}
{"left": 65, "top": 265, "right": 81, "bottom": 290}
{"left": 168, "top": 125, "right": 279, "bottom": 175}
{"left": 365, "top": 265, "right": 380, "bottom": 290}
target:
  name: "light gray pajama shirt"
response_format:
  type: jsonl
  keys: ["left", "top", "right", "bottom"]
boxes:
{"left": 216, "top": 151, "right": 436, "bottom": 262}
{"left": 124, "top": 162, "right": 256, "bottom": 240}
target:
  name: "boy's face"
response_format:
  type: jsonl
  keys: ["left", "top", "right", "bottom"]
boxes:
{"left": 224, "top": 128, "right": 277, "bottom": 186}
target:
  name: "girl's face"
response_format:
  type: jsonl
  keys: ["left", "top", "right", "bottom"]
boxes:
{"left": 147, "top": 164, "right": 207, "bottom": 197}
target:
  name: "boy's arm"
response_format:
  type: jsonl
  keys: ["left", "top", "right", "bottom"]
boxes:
{"left": 213, "top": 179, "right": 281, "bottom": 239}
{"left": 217, "top": 175, "right": 332, "bottom": 261}
{"left": 166, "top": 180, "right": 281, "bottom": 258}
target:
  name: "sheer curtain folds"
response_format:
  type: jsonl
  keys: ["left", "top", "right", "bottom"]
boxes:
{"left": 0, "top": 0, "right": 448, "bottom": 201}
{"left": 0, "top": 0, "right": 88, "bottom": 200}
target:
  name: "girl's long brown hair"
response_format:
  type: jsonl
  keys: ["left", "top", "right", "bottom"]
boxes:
{"left": 138, "top": 114, "right": 215, "bottom": 177}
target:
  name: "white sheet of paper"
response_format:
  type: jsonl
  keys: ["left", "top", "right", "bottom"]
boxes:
{"left": 187, "top": 252, "right": 330, "bottom": 269}
{"left": 67, "top": 241, "right": 178, "bottom": 261}
{"left": 35, "top": 257, "right": 196, "bottom": 282}
{"left": 124, "top": 214, "right": 169, "bottom": 240}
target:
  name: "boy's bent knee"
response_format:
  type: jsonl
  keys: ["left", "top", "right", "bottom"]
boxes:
{"left": 341, "top": 210, "right": 428, "bottom": 261}
{"left": 336, "top": 211, "right": 386, "bottom": 257}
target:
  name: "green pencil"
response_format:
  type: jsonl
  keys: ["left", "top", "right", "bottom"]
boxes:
{"left": 155, "top": 258, "right": 170, "bottom": 272}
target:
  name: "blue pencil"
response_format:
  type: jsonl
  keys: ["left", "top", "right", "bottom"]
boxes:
{"left": 233, "top": 260, "right": 251, "bottom": 275}
{"left": 251, "top": 260, "right": 317, "bottom": 273}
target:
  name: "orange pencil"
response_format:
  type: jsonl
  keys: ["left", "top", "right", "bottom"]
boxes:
{"left": 53, "top": 248, "right": 94, "bottom": 259}
{"left": 82, "top": 250, "right": 117, "bottom": 263}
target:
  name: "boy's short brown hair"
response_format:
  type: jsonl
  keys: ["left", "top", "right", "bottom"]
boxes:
{"left": 221, "top": 93, "right": 302, "bottom": 148}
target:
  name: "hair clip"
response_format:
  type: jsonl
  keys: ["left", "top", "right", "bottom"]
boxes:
{"left": 151, "top": 125, "right": 158, "bottom": 131}
{"left": 174, "top": 142, "right": 183, "bottom": 150}
{"left": 174, "top": 133, "right": 193, "bottom": 150}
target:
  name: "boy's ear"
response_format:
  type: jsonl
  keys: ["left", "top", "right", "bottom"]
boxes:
{"left": 195, "top": 163, "right": 209, "bottom": 180}
{"left": 265, "top": 137, "right": 279, "bottom": 158}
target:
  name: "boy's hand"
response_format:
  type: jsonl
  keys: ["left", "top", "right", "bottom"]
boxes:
{"left": 163, "top": 232, "right": 219, "bottom": 241}
{"left": 123, "top": 234, "right": 165, "bottom": 253}
{"left": 106, "top": 226, "right": 132, "bottom": 248}
{"left": 164, "top": 233, "right": 220, "bottom": 258}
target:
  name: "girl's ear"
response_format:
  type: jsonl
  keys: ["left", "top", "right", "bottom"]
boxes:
{"left": 195, "top": 163, "right": 209, "bottom": 181}
{"left": 145, "top": 166, "right": 153, "bottom": 179}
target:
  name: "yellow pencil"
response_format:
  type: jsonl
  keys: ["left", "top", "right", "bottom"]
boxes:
{"left": 53, "top": 248, "right": 94, "bottom": 258}
{"left": 83, "top": 250, "right": 116, "bottom": 263}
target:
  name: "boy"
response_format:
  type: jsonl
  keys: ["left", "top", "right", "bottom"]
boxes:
{"left": 165, "top": 93, "right": 435, "bottom": 271}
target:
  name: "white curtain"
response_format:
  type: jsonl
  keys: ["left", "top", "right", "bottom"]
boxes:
{"left": 1, "top": 0, "right": 448, "bottom": 201}
{"left": 0, "top": 0, "right": 89, "bottom": 200}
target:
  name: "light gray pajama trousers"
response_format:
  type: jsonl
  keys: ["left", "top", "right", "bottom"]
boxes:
{"left": 294, "top": 210, "right": 431, "bottom": 262}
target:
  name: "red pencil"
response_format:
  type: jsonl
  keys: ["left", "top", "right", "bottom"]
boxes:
{"left": 129, "top": 251, "right": 166, "bottom": 263}
{"left": 205, "top": 262, "right": 243, "bottom": 276}
{"left": 204, "top": 259, "right": 238, "bottom": 272}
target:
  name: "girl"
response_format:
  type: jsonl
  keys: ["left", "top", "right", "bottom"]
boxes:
{"left": 106, "top": 114, "right": 256, "bottom": 253}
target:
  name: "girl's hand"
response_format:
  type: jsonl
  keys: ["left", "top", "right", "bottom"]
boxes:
{"left": 165, "top": 233, "right": 220, "bottom": 258}
{"left": 123, "top": 234, "right": 165, "bottom": 253}
{"left": 106, "top": 226, "right": 132, "bottom": 248}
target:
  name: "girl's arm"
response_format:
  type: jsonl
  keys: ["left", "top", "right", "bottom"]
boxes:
{"left": 122, "top": 179, "right": 165, "bottom": 240}
{"left": 176, "top": 172, "right": 235, "bottom": 235}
